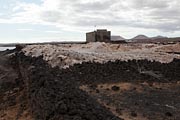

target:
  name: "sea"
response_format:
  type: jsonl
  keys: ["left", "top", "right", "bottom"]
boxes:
{"left": 0, "top": 47, "right": 15, "bottom": 51}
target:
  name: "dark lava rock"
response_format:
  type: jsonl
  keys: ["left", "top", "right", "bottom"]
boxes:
{"left": 6, "top": 51, "right": 180, "bottom": 120}
{"left": 106, "top": 88, "right": 110, "bottom": 91}
{"left": 15, "top": 44, "right": 26, "bottom": 51}
{"left": 165, "top": 112, "right": 173, "bottom": 117}
{"left": 15, "top": 53, "right": 122, "bottom": 120}
{"left": 96, "top": 89, "right": 100, "bottom": 93}
{"left": 131, "top": 111, "right": 137, "bottom": 117}
{"left": 116, "top": 108, "right": 123, "bottom": 115}
{"left": 111, "top": 86, "right": 120, "bottom": 91}
{"left": 89, "top": 84, "right": 97, "bottom": 90}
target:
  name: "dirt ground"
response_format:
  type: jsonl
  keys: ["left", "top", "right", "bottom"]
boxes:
{"left": 80, "top": 82, "right": 180, "bottom": 120}
{"left": 0, "top": 50, "right": 32, "bottom": 120}
{"left": 0, "top": 43, "right": 180, "bottom": 120}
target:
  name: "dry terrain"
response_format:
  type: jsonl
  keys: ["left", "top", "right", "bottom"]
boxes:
{"left": 0, "top": 42, "right": 180, "bottom": 120}
{"left": 23, "top": 42, "right": 180, "bottom": 68}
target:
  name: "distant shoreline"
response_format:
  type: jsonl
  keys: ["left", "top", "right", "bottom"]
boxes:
{"left": 0, "top": 47, "right": 15, "bottom": 51}
{"left": 0, "top": 41, "right": 87, "bottom": 47}
{"left": 0, "top": 44, "right": 16, "bottom": 47}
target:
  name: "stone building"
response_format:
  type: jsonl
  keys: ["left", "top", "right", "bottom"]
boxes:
{"left": 86, "top": 29, "right": 111, "bottom": 42}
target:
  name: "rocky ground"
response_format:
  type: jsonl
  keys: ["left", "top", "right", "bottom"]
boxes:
{"left": 0, "top": 50, "right": 32, "bottom": 120}
{"left": 0, "top": 42, "right": 180, "bottom": 120}
{"left": 23, "top": 42, "right": 180, "bottom": 68}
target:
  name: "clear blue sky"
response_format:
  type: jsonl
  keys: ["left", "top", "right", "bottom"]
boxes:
{"left": 0, "top": 0, "right": 180, "bottom": 43}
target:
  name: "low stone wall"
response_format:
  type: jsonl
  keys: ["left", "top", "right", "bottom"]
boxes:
{"left": 16, "top": 52, "right": 122, "bottom": 120}
{"left": 11, "top": 52, "right": 180, "bottom": 120}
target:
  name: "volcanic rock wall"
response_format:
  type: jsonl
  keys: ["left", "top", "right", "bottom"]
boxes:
{"left": 15, "top": 52, "right": 122, "bottom": 120}
{"left": 5, "top": 51, "right": 180, "bottom": 120}
{"left": 67, "top": 59, "right": 180, "bottom": 85}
